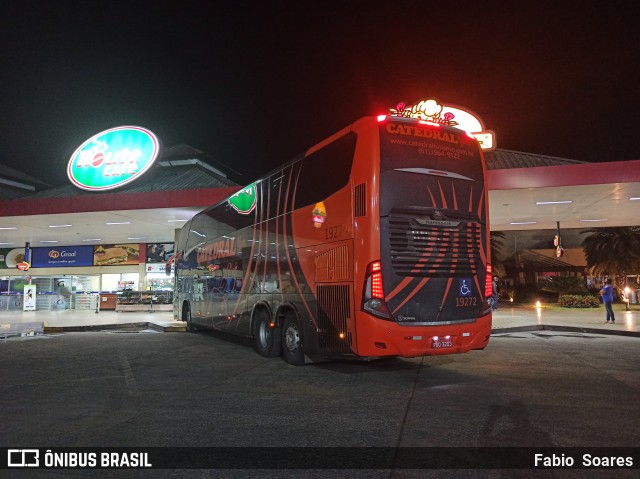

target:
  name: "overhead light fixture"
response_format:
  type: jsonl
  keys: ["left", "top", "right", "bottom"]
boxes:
{"left": 49, "top": 224, "right": 73, "bottom": 228}
{"left": 127, "top": 237, "right": 144, "bottom": 240}
{"left": 535, "top": 200, "right": 573, "bottom": 205}
{"left": 0, "top": 242, "right": 15, "bottom": 245}
{"left": 510, "top": 221, "right": 537, "bottom": 225}
{"left": 106, "top": 222, "right": 131, "bottom": 225}
{"left": 41, "top": 240, "right": 59, "bottom": 243}
{"left": 0, "top": 227, "right": 17, "bottom": 230}
{"left": 630, "top": 197, "right": 640, "bottom": 201}
{"left": 580, "top": 219, "right": 609, "bottom": 222}
{"left": 168, "top": 219, "right": 188, "bottom": 222}
{"left": 82, "top": 238, "right": 102, "bottom": 242}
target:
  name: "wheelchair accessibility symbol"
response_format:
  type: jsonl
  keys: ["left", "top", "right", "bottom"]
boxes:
{"left": 459, "top": 279, "right": 472, "bottom": 296}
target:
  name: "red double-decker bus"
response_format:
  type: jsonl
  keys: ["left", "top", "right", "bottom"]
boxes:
{"left": 173, "top": 99, "right": 493, "bottom": 365}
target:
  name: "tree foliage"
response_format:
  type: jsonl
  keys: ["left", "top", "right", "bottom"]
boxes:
{"left": 490, "top": 231, "right": 506, "bottom": 278}
{"left": 581, "top": 227, "right": 640, "bottom": 280}
{"left": 540, "top": 276, "right": 586, "bottom": 295}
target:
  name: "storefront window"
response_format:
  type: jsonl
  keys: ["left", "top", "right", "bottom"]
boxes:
{"left": 0, "top": 275, "right": 99, "bottom": 311}
{"left": 147, "top": 273, "right": 173, "bottom": 290}
{"left": 119, "top": 273, "right": 139, "bottom": 291}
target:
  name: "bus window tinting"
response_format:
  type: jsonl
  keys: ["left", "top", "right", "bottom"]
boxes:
{"left": 295, "top": 132, "right": 357, "bottom": 208}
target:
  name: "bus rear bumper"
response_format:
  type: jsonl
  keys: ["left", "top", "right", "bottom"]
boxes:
{"left": 354, "top": 312, "right": 492, "bottom": 358}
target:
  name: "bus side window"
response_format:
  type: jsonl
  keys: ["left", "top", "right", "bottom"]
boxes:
{"left": 261, "top": 279, "right": 279, "bottom": 293}
{"left": 280, "top": 276, "right": 295, "bottom": 294}
{"left": 294, "top": 132, "right": 357, "bottom": 208}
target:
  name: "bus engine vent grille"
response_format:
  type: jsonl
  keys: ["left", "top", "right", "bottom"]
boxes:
{"left": 354, "top": 183, "right": 366, "bottom": 217}
{"left": 389, "top": 216, "right": 482, "bottom": 277}
{"left": 316, "top": 244, "right": 349, "bottom": 282}
{"left": 316, "top": 284, "right": 352, "bottom": 351}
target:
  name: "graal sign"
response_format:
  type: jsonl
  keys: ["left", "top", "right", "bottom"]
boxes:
{"left": 67, "top": 126, "right": 161, "bottom": 191}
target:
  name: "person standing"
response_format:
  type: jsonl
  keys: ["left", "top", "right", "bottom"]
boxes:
{"left": 599, "top": 278, "right": 616, "bottom": 324}
{"left": 491, "top": 277, "right": 499, "bottom": 311}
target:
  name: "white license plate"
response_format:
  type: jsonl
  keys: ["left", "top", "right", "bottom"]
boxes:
{"left": 432, "top": 339, "right": 453, "bottom": 348}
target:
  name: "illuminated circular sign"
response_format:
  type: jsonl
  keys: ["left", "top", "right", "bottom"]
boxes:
{"left": 17, "top": 261, "right": 30, "bottom": 271}
{"left": 389, "top": 98, "right": 496, "bottom": 151}
{"left": 67, "top": 126, "right": 161, "bottom": 191}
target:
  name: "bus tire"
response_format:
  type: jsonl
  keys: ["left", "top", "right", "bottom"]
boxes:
{"left": 281, "top": 313, "right": 304, "bottom": 366}
{"left": 183, "top": 303, "right": 196, "bottom": 332}
{"left": 252, "top": 308, "right": 281, "bottom": 358}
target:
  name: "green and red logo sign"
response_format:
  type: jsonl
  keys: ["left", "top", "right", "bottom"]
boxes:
{"left": 67, "top": 126, "right": 161, "bottom": 191}
{"left": 228, "top": 182, "right": 258, "bottom": 214}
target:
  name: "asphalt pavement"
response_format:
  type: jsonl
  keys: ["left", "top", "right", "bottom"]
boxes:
{"left": 1, "top": 303, "right": 639, "bottom": 337}
{"left": 1, "top": 321, "right": 638, "bottom": 478}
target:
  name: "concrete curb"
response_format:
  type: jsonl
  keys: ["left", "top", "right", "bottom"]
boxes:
{"left": 492, "top": 324, "right": 640, "bottom": 337}
{"left": 44, "top": 322, "right": 186, "bottom": 333}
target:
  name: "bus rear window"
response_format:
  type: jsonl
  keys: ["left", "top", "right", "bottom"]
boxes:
{"left": 379, "top": 121, "right": 482, "bottom": 176}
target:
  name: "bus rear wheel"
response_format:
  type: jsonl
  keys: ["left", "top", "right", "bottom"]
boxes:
{"left": 183, "top": 304, "right": 196, "bottom": 332}
{"left": 252, "top": 309, "right": 281, "bottom": 358}
{"left": 281, "top": 314, "right": 304, "bottom": 366}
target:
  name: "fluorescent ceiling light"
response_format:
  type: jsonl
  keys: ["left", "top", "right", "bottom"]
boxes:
{"left": 510, "top": 221, "right": 537, "bottom": 225}
{"left": 127, "top": 237, "right": 144, "bottom": 240}
{"left": 630, "top": 197, "right": 640, "bottom": 201}
{"left": 82, "top": 238, "right": 102, "bottom": 241}
{"left": 535, "top": 200, "right": 573, "bottom": 205}
{"left": 168, "top": 219, "right": 188, "bottom": 222}
{"left": 49, "top": 224, "right": 72, "bottom": 228}
{"left": 0, "top": 242, "right": 15, "bottom": 245}
{"left": 40, "top": 240, "right": 59, "bottom": 243}
{"left": 0, "top": 227, "right": 17, "bottom": 230}
{"left": 580, "top": 219, "right": 608, "bottom": 222}
{"left": 106, "top": 222, "right": 131, "bottom": 225}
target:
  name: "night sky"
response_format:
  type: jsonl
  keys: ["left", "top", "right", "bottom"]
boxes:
{"left": 2, "top": 0, "right": 639, "bottom": 186}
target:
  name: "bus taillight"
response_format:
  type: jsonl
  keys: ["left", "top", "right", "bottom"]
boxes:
{"left": 485, "top": 264, "right": 493, "bottom": 297}
{"left": 370, "top": 261, "right": 384, "bottom": 297}
{"left": 377, "top": 115, "right": 387, "bottom": 122}
{"left": 363, "top": 260, "right": 393, "bottom": 320}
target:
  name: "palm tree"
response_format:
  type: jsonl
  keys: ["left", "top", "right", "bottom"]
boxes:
{"left": 540, "top": 276, "right": 586, "bottom": 296}
{"left": 581, "top": 227, "right": 640, "bottom": 286}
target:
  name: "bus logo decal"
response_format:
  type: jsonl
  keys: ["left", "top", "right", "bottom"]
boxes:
{"left": 432, "top": 208, "right": 445, "bottom": 220}
{"left": 228, "top": 182, "right": 258, "bottom": 214}
{"left": 312, "top": 201, "right": 327, "bottom": 228}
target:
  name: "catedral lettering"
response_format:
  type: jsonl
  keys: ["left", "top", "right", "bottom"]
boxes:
{"left": 196, "top": 238, "right": 237, "bottom": 263}
{"left": 174, "top": 98, "right": 493, "bottom": 366}
{"left": 386, "top": 123, "right": 460, "bottom": 144}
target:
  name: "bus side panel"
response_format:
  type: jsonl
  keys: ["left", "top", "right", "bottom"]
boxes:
{"left": 289, "top": 186, "right": 355, "bottom": 357}
{"left": 348, "top": 119, "right": 383, "bottom": 356}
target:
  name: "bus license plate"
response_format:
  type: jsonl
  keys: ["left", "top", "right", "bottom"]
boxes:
{"left": 432, "top": 338, "right": 453, "bottom": 348}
